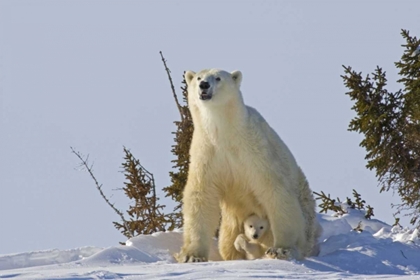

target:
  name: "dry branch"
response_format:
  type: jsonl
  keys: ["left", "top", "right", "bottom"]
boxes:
{"left": 70, "top": 147, "right": 134, "bottom": 238}
{"left": 160, "top": 51, "right": 183, "bottom": 120}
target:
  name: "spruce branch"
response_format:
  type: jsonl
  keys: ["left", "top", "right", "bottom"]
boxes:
{"left": 342, "top": 29, "right": 420, "bottom": 227}
{"left": 70, "top": 147, "right": 134, "bottom": 238}
{"left": 393, "top": 215, "right": 402, "bottom": 228}
{"left": 352, "top": 189, "right": 366, "bottom": 210}
{"left": 313, "top": 191, "right": 346, "bottom": 215}
{"left": 160, "top": 53, "right": 194, "bottom": 230}
{"left": 353, "top": 221, "right": 363, "bottom": 233}
{"left": 346, "top": 197, "right": 356, "bottom": 209}
{"left": 118, "top": 147, "right": 168, "bottom": 235}
{"left": 365, "top": 205, "right": 374, "bottom": 219}
{"left": 315, "top": 189, "right": 374, "bottom": 220}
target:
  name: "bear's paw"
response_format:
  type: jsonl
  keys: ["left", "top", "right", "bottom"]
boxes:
{"left": 265, "top": 247, "right": 291, "bottom": 260}
{"left": 234, "top": 233, "right": 248, "bottom": 253}
{"left": 174, "top": 252, "right": 207, "bottom": 263}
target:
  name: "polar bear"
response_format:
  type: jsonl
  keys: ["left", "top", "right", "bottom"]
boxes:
{"left": 177, "top": 69, "right": 320, "bottom": 262}
{"left": 234, "top": 214, "right": 271, "bottom": 260}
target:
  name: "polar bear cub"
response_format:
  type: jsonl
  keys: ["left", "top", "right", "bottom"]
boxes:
{"left": 234, "top": 214, "right": 270, "bottom": 260}
{"left": 235, "top": 214, "right": 293, "bottom": 260}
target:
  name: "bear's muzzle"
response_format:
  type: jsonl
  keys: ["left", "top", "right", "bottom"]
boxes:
{"left": 199, "top": 91, "right": 212, "bottom": 100}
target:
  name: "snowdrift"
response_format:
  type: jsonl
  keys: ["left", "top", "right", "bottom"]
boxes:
{"left": 0, "top": 210, "right": 419, "bottom": 279}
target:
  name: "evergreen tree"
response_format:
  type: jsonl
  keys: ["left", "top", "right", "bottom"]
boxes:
{"left": 113, "top": 147, "right": 168, "bottom": 237}
{"left": 163, "top": 75, "right": 193, "bottom": 230}
{"left": 159, "top": 52, "right": 194, "bottom": 230}
{"left": 342, "top": 29, "right": 420, "bottom": 226}
{"left": 74, "top": 53, "right": 193, "bottom": 238}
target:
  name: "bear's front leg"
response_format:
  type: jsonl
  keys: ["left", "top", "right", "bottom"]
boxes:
{"left": 177, "top": 177, "right": 220, "bottom": 263}
{"left": 234, "top": 233, "right": 248, "bottom": 253}
{"left": 234, "top": 234, "right": 264, "bottom": 260}
{"left": 257, "top": 185, "right": 305, "bottom": 260}
{"left": 219, "top": 214, "right": 245, "bottom": 260}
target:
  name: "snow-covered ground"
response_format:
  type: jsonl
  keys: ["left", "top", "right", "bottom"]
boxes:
{"left": 1, "top": 209, "right": 419, "bottom": 279}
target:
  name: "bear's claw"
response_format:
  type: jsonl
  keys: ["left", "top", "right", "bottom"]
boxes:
{"left": 174, "top": 252, "right": 207, "bottom": 263}
{"left": 265, "top": 247, "right": 291, "bottom": 260}
{"left": 185, "top": 256, "right": 207, "bottom": 263}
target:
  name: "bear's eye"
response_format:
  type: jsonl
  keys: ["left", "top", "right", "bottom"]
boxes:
{"left": 197, "top": 77, "right": 201, "bottom": 81}
{"left": 249, "top": 225, "right": 253, "bottom": 228}
{"left": 215, "top": 77, "right": 221, "bottom": 81}
{"left": 260, "top": 226, "right": 264, "bottom": 229}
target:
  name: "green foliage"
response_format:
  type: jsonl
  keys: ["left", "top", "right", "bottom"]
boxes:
{"left": 393, "top": 216, "right": 402, "bottom": 228}
{"left": 342, "top": 29, "right": 420, "bottom": 226}
{"left": 313, "top": 191, "right": 346, "bottom": 215}
{"left": 115, "top": 54, "right": 193, "bottom": 235}
{"left": 314, "top": 189, "right": 374, "bottom": 219}
{"left": 163, "top": 74, "right": 194, "bottom": 230}
{"left": 365, "top": 205, "right": 374, "bottom": 220}
{"left": 78, "top": 54, "right": 192, "bottom": 240}
{"left": 113, "top": 147, "right": 169, "bottom": 238}
{"left": 346, "top": 189, "right": 366, "bottom": 210}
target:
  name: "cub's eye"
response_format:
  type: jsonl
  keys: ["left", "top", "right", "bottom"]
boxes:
{"left": 260, "top": 226, "right": 264, "bottom": 229}
{"left": 197, "top": 77, "right": 201, "bottom": 81}
{"left": 215, "top": 77, "right": 221, "bottom": 81}
{"left": 249, "top": 225, "right": 253, "bottom": 228}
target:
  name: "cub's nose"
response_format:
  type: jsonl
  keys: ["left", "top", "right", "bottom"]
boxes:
{"left": 253, "top": 234, "right": 258, "bottom": 239}
{"left": 199, "top": 81, "right": 210, "bottom": 90}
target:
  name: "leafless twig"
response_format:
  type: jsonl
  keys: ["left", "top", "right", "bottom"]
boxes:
{"left": 400, "top": 250, "right": 408, "bottom": 259}
{"left": 159, "top": 51, "right": 183, "bottom": 121}
{"left": 70, "top": 147, "right": 134, "bottom": 238}
{"left": 353, "top": 221, "right": 363, "bottom": 233}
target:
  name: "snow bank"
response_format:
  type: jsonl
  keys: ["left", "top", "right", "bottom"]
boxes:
{"left": 315, "top": 209, "right": 420, "bottom": 275}
{"left": 83, "top": 209, "right": 420, "bottom": 275}
{"left": 0, "top": 247, "right": 101, "bottom": 270}
{"left": 1, "top": 209, "right": 419, "bottom": 279}
{"left": 125, "top": 229, "right": 222, "bottom": 262}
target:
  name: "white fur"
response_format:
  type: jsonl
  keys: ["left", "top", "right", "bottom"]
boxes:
{"left": 177, "top": 69, "right": 321, "bottom": 263}
{"left": 234, "top": 214, "right": 269, "bottom": 260}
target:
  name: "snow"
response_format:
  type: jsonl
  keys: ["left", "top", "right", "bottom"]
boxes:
{"left": 1, "top": 210, "right": 420, "bottom": 279}
{"left": 411, "top": 45, "right": 420, "bottom": 57}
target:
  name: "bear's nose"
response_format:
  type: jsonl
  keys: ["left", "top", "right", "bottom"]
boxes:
{"left": 199, "top": 81, "right": 210, "bottom": 90}
{"left": 253, "top": 234, "right": 258, "bottom": 239}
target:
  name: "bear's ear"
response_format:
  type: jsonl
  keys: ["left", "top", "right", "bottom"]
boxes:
{"left": 185, "top": 71, "right": 196, "bottom": 85}
{"left": 231, "top": 70, "right": 242, "bottom": 87}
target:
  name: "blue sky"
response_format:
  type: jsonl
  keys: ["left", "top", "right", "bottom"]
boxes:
{"left": 0, "top": 0, "right": 419, "bottom": 254}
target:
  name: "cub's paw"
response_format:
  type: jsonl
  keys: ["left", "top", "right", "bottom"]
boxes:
{"left": 265, "top": 247, "right": 291, "bottom": 260}
{"left": 174, "top": 252, "right": 207, "bottom": 263}
{"left": 234, "top": 234, "right": 248, "bottom": 253}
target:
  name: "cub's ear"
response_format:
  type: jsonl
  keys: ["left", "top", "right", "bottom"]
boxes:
{"left": 185, "top": 71, "right": 196, "bottom": 85}
{"left": 231, "top": 70, "right": 242, "bottom": 87}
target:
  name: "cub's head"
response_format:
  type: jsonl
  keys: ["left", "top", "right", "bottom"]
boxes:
{"left": 243, "top": 214, "right": 269, "bottom": 241}
{"left": 185, "top": 69, "right": 242, "bottom": 105}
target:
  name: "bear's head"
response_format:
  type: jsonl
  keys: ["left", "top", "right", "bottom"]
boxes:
{"left": 185, "top": 69, "right": 242, "bottom": 105}
{"left": 243, "top": 214, "right": 269, "bottom": 241}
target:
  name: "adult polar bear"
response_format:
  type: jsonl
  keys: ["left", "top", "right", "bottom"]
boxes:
{"left": 177, "top": 69, "right": 319, "bottom": 262}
